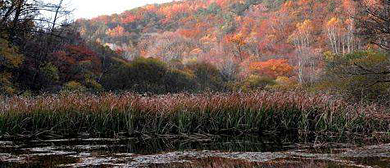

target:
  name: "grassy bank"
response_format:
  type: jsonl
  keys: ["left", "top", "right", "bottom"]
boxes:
{"left": 0, "top": 91, "right": 389, "bottom": 142}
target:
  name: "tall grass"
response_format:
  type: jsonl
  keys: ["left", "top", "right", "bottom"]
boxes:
{"left": 0, "top": 91, "right": 389, "bottom": 142}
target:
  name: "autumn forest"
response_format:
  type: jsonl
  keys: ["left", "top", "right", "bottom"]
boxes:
{"left": 75, "top": 0, "right": 390, "bottom": 100}
{"left": 1, "top": 0, "right": 390, "bottom": 150}
{"left": 0, "top": 0, "right": 388, "bottom": 99}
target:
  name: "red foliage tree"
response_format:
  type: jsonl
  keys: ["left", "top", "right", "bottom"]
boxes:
{"left": 51, "top": 45, "right": 101, "bottom": 82}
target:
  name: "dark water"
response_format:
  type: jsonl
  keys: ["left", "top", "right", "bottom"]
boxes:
{"left": 0, "top": 136, "right": 389, "bottom": 168}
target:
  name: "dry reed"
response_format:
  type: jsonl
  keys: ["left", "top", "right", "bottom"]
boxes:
{"left": 0, "top": 91, "right": 389, "bottom": 142}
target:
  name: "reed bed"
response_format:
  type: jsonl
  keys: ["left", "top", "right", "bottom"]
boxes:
{"left": 0, "top": 91, "right": 389, "bottom": 142}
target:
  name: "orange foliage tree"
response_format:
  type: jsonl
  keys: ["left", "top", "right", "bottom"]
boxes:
{"left": 106, "top": 26, "right": 129, "bottom": 37}
{"left": 249, "top": 59, "right": 294, "bottom": 78}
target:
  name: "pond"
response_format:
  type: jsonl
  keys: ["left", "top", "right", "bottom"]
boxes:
{"left": 0, "top": 135, "right": 389, "bottom": 167}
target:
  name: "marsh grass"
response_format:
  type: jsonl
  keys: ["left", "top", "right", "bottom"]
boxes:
{"left": 0, "top": 91, "right": 389, "bottom": 142}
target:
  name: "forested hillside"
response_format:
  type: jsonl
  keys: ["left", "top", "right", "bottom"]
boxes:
{"left": 77, "top": 0, "right": 360, "bottom": 83}
{"left": 1, "top": 0, "right": 390, "bottom": 102}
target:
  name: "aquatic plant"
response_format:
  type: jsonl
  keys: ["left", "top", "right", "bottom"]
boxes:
{"left": 0, "top": 91, "right": 389, "bottom": 142}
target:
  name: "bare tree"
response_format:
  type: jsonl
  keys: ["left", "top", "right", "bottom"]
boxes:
{"left": 0, "top": 0, "right": 72, "bottom": 42}
{"left": 345, "top": 0, "right": 390, "bottom": 87}
{"left": 0, "top": 0, "right": 74, "bottom": 93}
{"left": 356, "top": 0, "right": 390, "bottom": 52}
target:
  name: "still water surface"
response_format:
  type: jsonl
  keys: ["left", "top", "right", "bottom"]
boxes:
{"left": 0, "top": 136, "right": 389, "bottom": 167}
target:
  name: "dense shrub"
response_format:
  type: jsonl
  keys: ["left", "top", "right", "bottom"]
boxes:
{"left": 0, "top": 38, "right": 23, "bottom": 95}
{"left": 240, "top": 75, "right": 276, "bottom": 91}
{"left": 63, "top": 81, "right": 86, "bottom": 92}
{"left": 186, "top": 62, "right": 227, "bottom": 92}
{"left": 320, "top": 50, "right": 390, "bottom": 102}
{"left": 102, "top": 57, "right": 196, "bottom": 93}
{"left": 39, "top": 63, "right": 60, "bottom": 89}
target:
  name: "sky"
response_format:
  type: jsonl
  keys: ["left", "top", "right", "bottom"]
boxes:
{"left": 69, "top": 0, "right": 175, "bottom": 19}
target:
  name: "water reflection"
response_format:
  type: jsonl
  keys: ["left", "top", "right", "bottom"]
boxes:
{"left": 15, "top": 135, "right": 292, "bottom": 155}
{"left": 0, "top": 136, "right": 389, "bottom": 167}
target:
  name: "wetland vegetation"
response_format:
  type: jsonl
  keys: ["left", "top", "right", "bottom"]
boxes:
{"left": 2, "top": 0, "right": 390, "bottom": 167}
{"left": 0, "top": 91, "right": 389, "bottom": 143}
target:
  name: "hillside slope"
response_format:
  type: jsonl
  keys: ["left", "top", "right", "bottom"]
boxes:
{"left": 77, "top": 0, "right": 359, "bottom": 81}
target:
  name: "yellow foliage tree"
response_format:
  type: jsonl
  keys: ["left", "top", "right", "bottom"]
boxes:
{"left": 0, "top": 38, "right": 23, "bottom": 94}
